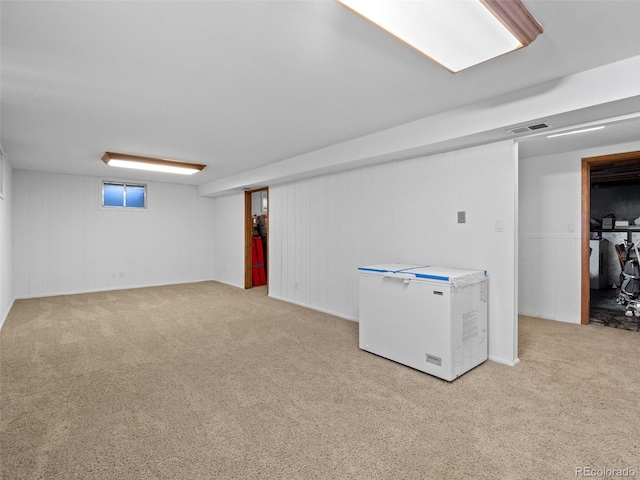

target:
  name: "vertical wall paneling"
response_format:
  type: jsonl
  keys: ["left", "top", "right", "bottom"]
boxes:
{"left": 13, "top": 171, "right": 216, "bottom": 298}
{"left": 295, "top": 181, "right": 303, "bottom": 302}
{"left": 0, "top": 153, "right": 13, "bottom": 328}
{"left": 13, "top": 172, "right": 28, "bottom": 296}
{"left": 58, "top": 173, "right": 72, "bottom": 293}
{"left": 333, "top": 174, "right": 345, "bottom": 313}
{"left": 211, "top": 191, "right": 244, "bottom": 288}
{"left": 268, "top": 187, "right": 281, "bottom": 297}
{"left": 83, "top": 177, "right": 97, "bottom": 292}
{"left": 307, "top": 178, "right": 318, "bottom": 308}
{"left": 69, "top": 174, "right": 86, "bottom": 292}
{"left": 538, "top": 237, "right": 555, "bottom": 320}
{"left": 517, "top": 235, "right": 581, "bottom": 323}
{"left": 316, "top": 175, "right": 329, "bottom": 311}
{"left": 267, "top": 141, "right": 519, "bottom": 365}
{"left": 530, "top": 238, "right": 541, "bottom": 317}
{"left": 555, "top": 237, "right": 581, "bottom": 322}
{"left": 28, "top": 171, "right": 44, "bottom": 296}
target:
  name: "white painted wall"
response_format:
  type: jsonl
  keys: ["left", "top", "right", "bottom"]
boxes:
{"left": 518, "top": 140, "right": 640, "bottom": 323}
{"left": 0, "top": 153, "right": 14, "bottom": 328}
{"left": 212, "top": 192, "right": 245, "bottom": 288}
{"left": 12, "top": 170, "right": 216, "bottom": 298}
{"left": 268, "top": 141, "right": 519, "bottom": 366}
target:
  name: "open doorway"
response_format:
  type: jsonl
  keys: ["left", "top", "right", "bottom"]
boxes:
{"left": 581, "top": 151, "right": 640, "bottom": 328}
{"left": 244, "top": 188, "right": 269, "bottom": 289}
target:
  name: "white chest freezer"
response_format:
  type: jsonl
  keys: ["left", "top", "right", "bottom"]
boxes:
{"left": 358, "top": 264, "right": 488, "bottom": 381}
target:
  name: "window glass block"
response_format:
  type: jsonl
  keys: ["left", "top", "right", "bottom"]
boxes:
{"left": 103, "top": 183, "right": 124, "bottom": 207}
{"left": 126, "top": 185, "right": 145, "bottom": 208}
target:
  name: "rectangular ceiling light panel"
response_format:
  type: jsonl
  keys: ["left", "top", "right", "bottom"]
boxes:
{"left": 102, "top": 152, "right": 206, "bottom": 175}
{"left": 547, "top": 126, "right": 605, "bottom": 138}
{"left": 337, "top": 0, "right": 542, "bottom": 72}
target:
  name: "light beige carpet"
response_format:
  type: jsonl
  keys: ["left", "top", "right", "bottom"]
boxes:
{"left": 1, "top": 281, "right": 639, "bottom": 479}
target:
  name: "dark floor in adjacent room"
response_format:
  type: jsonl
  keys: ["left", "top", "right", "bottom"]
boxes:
{"left": 590, "top": 287, "right": 640, "bottom": 331}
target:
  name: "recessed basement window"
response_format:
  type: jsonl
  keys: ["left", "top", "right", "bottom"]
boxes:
{"left": 102, "top": 181, "right": 146, "bottom": 208}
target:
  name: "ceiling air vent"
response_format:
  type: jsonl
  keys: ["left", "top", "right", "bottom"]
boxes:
{"left": 508, "top": 122, "right": 551, "bottom": 134}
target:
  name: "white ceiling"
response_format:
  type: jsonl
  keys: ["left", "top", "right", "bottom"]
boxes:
{"left": 2, "top": 1, "right": 640, "bottom": 187}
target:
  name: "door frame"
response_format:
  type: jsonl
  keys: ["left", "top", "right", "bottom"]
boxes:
{"left": 244, "top": 187, "right": 269, "bottom": 289}
{"left": 581, "top": 150, "right": 640, "bottom": 324}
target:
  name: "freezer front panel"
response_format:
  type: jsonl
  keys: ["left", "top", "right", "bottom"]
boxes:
{"left": 358, "top": 265, "right": 488, "bottom": 381}
{"left": 359, "top": 272, "right": 453, "bottom": 378}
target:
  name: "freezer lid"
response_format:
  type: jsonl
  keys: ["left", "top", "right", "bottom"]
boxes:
{"left": 357, "top": 264, "right": 425, "bottom": 274}
{"left": 403, "top": 266, "right": 488, "bottom": 287}
{"left": 358, "top": 264, "right": 487, "bottom": 287}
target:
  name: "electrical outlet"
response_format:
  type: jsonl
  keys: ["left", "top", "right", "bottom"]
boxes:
{"left": 119, "top": 272, "right": 124, "bottom": 278}
{"left": 112, "top": 273, "right": 116, "bottom": 279}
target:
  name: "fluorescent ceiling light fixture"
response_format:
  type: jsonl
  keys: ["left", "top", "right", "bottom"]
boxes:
{"left": 546, "top": 126, "right": 606, "bottom": 138}
{"left": 102, "top": 152, "right": 206, "bottom": 175}
{"left": 336, "top": 0, "right": 543, "bottom": 73}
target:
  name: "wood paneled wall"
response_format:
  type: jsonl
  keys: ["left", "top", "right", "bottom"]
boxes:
{"left": 12, "top": 170, "right": 216, "bottom": 298}
{"left": 212, "top": 192, "right": 245, "bottom": 288}
{"left": 518, "top": 235, "right": 581, "bottom": 323}
{"left": 0, "top": 155, "right": 13, "bottom": 327}
{"left": 268, "top": 141, "right": 519, "bottom": 365}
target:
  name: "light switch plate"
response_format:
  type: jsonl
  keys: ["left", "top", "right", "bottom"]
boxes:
{"left": 457, "top": 211, "right": 466, "bottom": 223}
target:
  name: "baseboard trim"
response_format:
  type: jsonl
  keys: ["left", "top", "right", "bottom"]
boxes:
{"left": 212, "top": 279, "right": 244, "bottom": 289}
{"left": 267, "top": 294, "right": 358, "bottom": 323}
{"left": 489, "top": 355, "right": 520, "bottom": 367}
{"left": 13, "top": 279, "right": 219, "bottom": 301}
{"left": 518, "top": 312, "right": 581, "bottom": 324}
{"left": 0, "top": 296, "right": 16, "bottom": 331}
